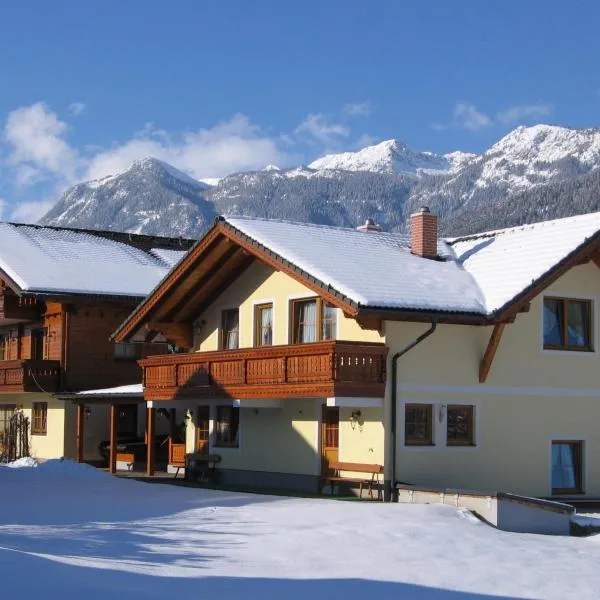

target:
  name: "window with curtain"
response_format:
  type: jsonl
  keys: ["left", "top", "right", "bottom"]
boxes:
{"left": 404, "top": 404, "right": 433, "bottom": 445}
{"left": 291, "top": 298, "right": 337, "bottom": 344}
{"left": 31, "top": 328, "right": 47, "bottom": 360}
{"left": 543, "top": 298, "right": 592, "bottom": 351}
{"left": 551, "top": 441, "right": 583, "bottom": 494}
{"left": 254, "top": 303, "right": 273, "bottom": 346}
{"left": 215, "top": 406, "right": 239, "bottom": 447}
{"left": 221, "top": 309, "right": 239, "bottom": 350}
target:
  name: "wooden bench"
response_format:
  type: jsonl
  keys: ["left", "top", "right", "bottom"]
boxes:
{"left": 185, "top": 453, "right": 222, "bottom": 483}
{"left": 323, "top": 461, "right": 384, "bottom": 500}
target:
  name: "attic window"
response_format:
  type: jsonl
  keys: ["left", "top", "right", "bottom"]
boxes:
{"left": 543, "top": 297, "right": 592, "bottom": 352}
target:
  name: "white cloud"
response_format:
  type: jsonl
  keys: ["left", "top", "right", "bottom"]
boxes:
{"left": 342, "top": 102, "right": 373, "bottom": 117}
{"left": 4, "top": 102, "right": 79, "bottom": 185}
{"left": 86, "top": 114, "right": 293, "bottom": 181}
{"left": 496, "top": 104, "right": 552, "bottom": 124}
{"left": 453, "top": 103, "right": 492, "bottom": 131}
{"left": 9, "top": 199, "right": 54, "bottom": 223}
{"left": 295, "top": 114, "right": 350, "bottom": 145}
{"left": 68, "top": 102, "right": 86, "bottom": 117}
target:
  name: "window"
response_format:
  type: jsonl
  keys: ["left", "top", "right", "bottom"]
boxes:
{"left": 0, "top": 405, "right": 16, "bottom": 453}
{"left": 221, "top": 309, "right": 239, "bottom": 350}
{"left": 543, "top": 298, "right": 592, "bottom": 351}
{"left": 254, "top": 303, "right": 273, "bottom": 346}
{"left": 114, "top": 342, "right": 144, "bottom": 360}
{"left": 0, "top": 334, "right": 9, "bottom": 361}
{"left": 32, "top": 402, "right": 48, "bottom": 435}
{"left": 215, "top": 405, "right": 239, "bottom": 447}
{"left": 31, "top": 328, "right": 47, "bottom": 360}
{"left": 291, "top": 298, "right": 337, "bottom": 344}
{"left": 405, "top": 404, "right": 433, "bottom": 446}
{"left": 447, "top": 405, "right": 475, "bottom": 446}
{"left": 552, "top": 441, "right": 584, "bottom": 494}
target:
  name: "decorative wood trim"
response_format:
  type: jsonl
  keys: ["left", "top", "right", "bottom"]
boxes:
{"left": 479, "top": 323, "right": 506, "bottom": 383}
{"left": 140, "top": 340, "right": 387, "bottom": 401}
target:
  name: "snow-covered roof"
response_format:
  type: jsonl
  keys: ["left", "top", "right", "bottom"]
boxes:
{"left": 74, "top": 384, "right": 143, "bottom": 396}
{"left": 225, "top": 217, "right": 486, "bottom": 314}
{"left": 224, "top": 211, "right": 600, "bottom": 316}
{"left": 0, "top": 224, "right": 187, "bottom": 298}
{"left": 449, "top": 212, "right": 600, "bottom": 313}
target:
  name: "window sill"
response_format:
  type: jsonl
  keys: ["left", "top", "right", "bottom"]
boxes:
{"left": 447, "top": 442, "right": 476, "bottom": 447}
{"left": 214, "top": 444, "right": 239, "bottom": 449}
{"left": 551, "top": 489, "right": 585, "bottom": 496}
{"left": 31, "top": 432, "right": 47, "bottom": 436}
{"left": 405, "top": 442, "right": 435, "bottom": 447}
{"left": 543, "top": 346, "right": 595, "bottom": 354}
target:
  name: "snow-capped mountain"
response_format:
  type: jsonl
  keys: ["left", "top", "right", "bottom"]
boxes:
{"left": 38, "top": 125, "right": 600, "bottom": 238}
{"left": 40, "top": 158, "right": 216, "bottom": 237}
{"left": 308, "top": 139, "right": 467, "bottom": 175}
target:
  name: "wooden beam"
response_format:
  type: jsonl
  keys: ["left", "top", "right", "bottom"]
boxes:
{"left": 76, "top": 403, "right": 85, "bottom": 463}
{"left": 479, "top": 323, "right": 506, "bottom": 384}
{"left": 161, "top": 243, "right": 242, "bottom": 322}
{"left": 145, "top": 322, "right": 193, "bottom": 350}
{"left": 109, "top": 404, "right": 117, "bottom": 475}
{"left": 146, "top": 406, "right": 156, "bottom": 477}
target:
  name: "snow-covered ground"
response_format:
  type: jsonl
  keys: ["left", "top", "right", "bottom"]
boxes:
{"left": 1, "top": 460, "right": 600, "bottom": 599}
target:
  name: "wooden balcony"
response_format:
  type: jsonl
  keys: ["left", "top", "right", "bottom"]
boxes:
{"left": 140, "top": 341, "right": 388, "bottom": 401}
{"left": 0, "top": 291, "right": 40, "bottom": 322}
{"left": 0, "top": 360, "right": 61, "bottom": 393}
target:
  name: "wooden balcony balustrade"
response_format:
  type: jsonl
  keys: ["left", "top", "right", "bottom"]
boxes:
{"left": 0, "top": 291, "right": 40, "bottom": 322}
{"left": 0, "top": 359, "right": 61, "bottom": 393}
{"left": 140, "top": 340, "right": 388, "bottom": 401}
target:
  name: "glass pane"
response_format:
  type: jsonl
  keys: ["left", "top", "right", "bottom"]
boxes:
{"left": 260, "top": 306, "right": 273, "bottom": 346}
{"left": 543, "top": 300, "right": 563, "bottom": 347}
{"left": 322, "top": 304, "right": 337, "bottom": 340}
{"left": 298, "top": 301, "right": 317, "bottom": 343}
{"left": 567, "top": 301, "right": 590, "bottom": 348}
{"left": 552, "top": 443, "right": 579, "bottom": 490}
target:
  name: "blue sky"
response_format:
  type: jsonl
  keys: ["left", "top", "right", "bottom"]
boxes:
{"left": 0, "top": 0, "right": 599, "bottom": 221}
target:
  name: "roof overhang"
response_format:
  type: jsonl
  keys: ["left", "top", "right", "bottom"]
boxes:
{"left": 113, "top": 218, "right": 361, "bottom": 342}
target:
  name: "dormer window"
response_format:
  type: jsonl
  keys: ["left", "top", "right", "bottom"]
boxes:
{"left": 543, "top": 297, "right": 592, "bottom": 352}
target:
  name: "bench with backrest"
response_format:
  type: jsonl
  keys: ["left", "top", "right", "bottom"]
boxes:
{"left": 324, "top": 461, "right": 384, "bottom": 499}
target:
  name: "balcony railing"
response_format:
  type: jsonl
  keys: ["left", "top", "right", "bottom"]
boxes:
{"left": 0, "top": 360, "right": 61, "bottom": 393}
{"left": 140, "top": 340, "right": 387, "bottom": 401}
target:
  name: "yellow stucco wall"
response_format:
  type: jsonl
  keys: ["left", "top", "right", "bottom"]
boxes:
{"left": 387, "top": 262, "right": 600, "bottom": 498}
{"left": 193, "top": 260, "right": 383, "bottom": 351}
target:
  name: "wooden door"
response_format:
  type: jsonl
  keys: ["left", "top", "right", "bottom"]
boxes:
{"left": 195, "top": 406, "right": 210, "bottom": 454}
{"left": 321, "top": 406, "right": 339, "bottom": 475}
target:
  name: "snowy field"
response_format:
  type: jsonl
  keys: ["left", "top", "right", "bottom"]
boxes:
{"left": 1, "top": 460, "right": 600, "bottom": 599}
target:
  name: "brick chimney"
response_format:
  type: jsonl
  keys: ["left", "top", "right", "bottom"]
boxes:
{"left": 356, "top": 218, "right": 382, "bottom": 233}
{"left": 411, "top": 206, "right": 438, "bottom": 258}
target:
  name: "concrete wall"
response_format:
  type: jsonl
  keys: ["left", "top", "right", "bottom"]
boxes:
{"left": 388, "top": 262, "right": 600, "bottom": 499}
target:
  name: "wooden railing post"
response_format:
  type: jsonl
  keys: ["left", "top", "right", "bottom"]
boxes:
{"left": 109, "top": 404, "right": 117, "bottom": 475}
{"left": 76, "top": 403, "right": 85, "bottom": 463}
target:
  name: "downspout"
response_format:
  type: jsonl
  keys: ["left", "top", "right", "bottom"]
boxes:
{"left": 384, "top": 321, "right": 437, "bottom": 502}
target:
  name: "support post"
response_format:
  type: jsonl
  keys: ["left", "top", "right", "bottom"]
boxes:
{"left": 109, "top": 404, "right": 117, "bottom": 475}
{"left": 76, "top": 403, "right": 85, "bottom": 463}
{"left": 479, "top": 323, "right": 506, "bottom": 384}
{"left": 147, "top": 405, "right": 155, "bottom": 477}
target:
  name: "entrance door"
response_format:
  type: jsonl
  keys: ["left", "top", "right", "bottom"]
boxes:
{"left": 0, "top": 405, "right": 16, "bottom": 456}
{"left": 321, "top": 406, "right": 339, "bottom": 475}
{"left": 196, "top": 406, "right": 210, "bottom": 454}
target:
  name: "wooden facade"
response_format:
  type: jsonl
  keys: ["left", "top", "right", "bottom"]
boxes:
{"left": 140, "top": 340, "right": 387, "bottom": 401}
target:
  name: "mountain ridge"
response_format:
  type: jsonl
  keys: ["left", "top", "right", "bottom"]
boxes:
{"left": 39, "top": 124, "right": 600, "bottom": 238}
